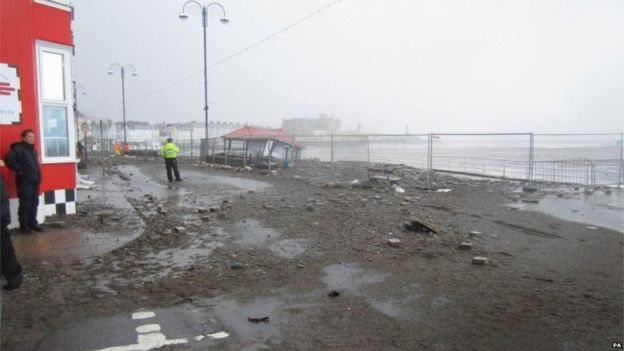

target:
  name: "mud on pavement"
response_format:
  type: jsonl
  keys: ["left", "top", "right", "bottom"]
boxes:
{"left": 1, "top": 158, "right": 622, "bottom": 351}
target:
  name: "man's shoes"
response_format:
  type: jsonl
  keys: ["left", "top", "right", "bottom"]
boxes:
{"left": 19, "top": 227, "right": 32, "bottom": 234}
{"left": 31, "top": 226, "right": 45, "bottom": 232}
{"left": 175, "top": 179, "right": 183, "bottom": 182}
{"left": 3, "top": 265, "right": 23, "bottom": 290}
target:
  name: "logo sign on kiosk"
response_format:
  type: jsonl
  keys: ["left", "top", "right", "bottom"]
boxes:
{"left": 0, "top": 63, "right": 22, "bottom": 125}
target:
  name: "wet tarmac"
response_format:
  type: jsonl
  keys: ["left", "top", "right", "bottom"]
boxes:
{"left": 509, "top": 187, "right": 624, "bottom": 232}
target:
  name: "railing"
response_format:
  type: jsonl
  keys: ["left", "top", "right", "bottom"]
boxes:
{"left": 88, "top": 130, "right": 624, "bottom": 187}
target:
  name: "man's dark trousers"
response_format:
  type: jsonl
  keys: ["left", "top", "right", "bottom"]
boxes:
{"left": 16, "top": 182, "right": 39, "bottom": 229}
{"left": 165, "top": 158, "right": 181, "bottom": 182}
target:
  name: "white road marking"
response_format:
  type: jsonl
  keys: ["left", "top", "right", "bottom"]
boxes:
{"left": 131, "top": 312, "right": 155, "bottom": 320}
{"left": 135, "top": 324, "right": 161, "bottom": 334}
{"left": 207, "top": 331, "right": 229, "bottom": 339}
{"left": 91, "top": 311, "right": 230, "bottom": 351}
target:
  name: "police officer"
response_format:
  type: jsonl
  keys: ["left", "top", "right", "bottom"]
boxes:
{"left": 160, "top": 138, "right": 182, "bottom": 182}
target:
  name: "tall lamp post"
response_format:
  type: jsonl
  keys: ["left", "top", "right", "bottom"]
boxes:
{"left": 179, "top": 1, "right": 229, "bottom": 159}
{"left": 107, "top": 63, "right": 138, "bottom": 148}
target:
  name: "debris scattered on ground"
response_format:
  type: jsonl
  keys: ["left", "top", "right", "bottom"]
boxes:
{"left": 174, "top": 226, "right": 187, "bottom": 234}
{"left": 328, "top": 290, "right": 341, "bottom": 297}
{"left": 387, "top": 238, "right": 401, "bottom": 247}
{"left": 230, "top": 262, "right": 244, "bottom": 269}
{"left": 458, "top": 242, "right": 474, "bottom": 250}
{"left": 248, "top": 316, "right": 270, "bottom": 323}
{"left": 472, "top": 256, "right": 489, "bottom": 265}
{"left": 468, "top": 231, "right": 481, "bottom": 237}
{"left": 436, "top": 188, "right": 452, "bottom": 193}
{"left": 404, "top": 219, "right": 437, "bottom": 234}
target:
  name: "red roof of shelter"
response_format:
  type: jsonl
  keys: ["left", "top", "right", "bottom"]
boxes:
{"left": 223, "top": 127, "right": 302, "bottom": 148}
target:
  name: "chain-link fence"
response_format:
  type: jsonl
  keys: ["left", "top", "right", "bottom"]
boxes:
{"left": 88, "top": 128, "right": 624, "bottom": 187}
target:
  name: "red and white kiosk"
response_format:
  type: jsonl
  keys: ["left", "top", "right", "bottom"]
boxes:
{"left": 1, "top": 0, "right": 77, "bottom": 228}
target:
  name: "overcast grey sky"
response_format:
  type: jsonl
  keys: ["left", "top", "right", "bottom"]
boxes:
{"left": 72, "top": 0, "right": 624, "bottom": 133}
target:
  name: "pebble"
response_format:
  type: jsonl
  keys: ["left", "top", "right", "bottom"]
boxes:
{"left": 472, "top": 256, "right": 489, "bottom": 265}
{"left": 458, "top": 242, "right": 474, "bottom": 250}
{"left": 174, "top": 226, "right": 187, "bottom": 234}
{"left": 387, "top": 238, "right": 401, "bottom": 247}
{"left": 468, "top": 231, "right": 481, "bottom": 237}
{"left": 306, "top": 206, "right": 315, "bottom": 212}
{"left": 230, "top": 262, "right": 244, "bottom": 269}
{"left": 262, "top": 204, "right": 275, "bottom": 210}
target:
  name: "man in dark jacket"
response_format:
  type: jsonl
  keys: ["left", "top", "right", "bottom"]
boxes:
{"left": 4, "top": 130, "right": 43, "bottom": 233}
{"left": 1, "top": 159, "right": 22, "bottom": 290}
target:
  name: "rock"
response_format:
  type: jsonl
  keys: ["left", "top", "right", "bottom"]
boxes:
{"left": 292, "top": 175, "right": 302, "bottom": 180}
{"left": 163, "top": 229, "right": 173, "bottom": 235}
{"left": 468, "top": 231, "right": 481, "bottom": 237}
{"left": 404, "top": 219, "right": 437, "bottom": 234}
{"left": 297, "top": 263, "right": 305, "bottom": 269}
{"left": 200, "top": 216, "right": 211, "bottom": 222}
{"left": 244, "top": 166, "right": 252, "bottom": 171}
{"left": 458, "top": 242, "right": 473, "bottom": 250}
{"left": 586, "top": 226, "right": 598, "bottom": 230}
{"left": 387, "top": 238, "right": 401, "bottom": 247}
{"left": 472, "top": 256, "right": 489, "bottom": 265}
{"left": 209, "top": 206, "right": 221, "bottom": 212}
{"left": 305, "top": 205, "right": 315, "bottom": 212}
{"left": 174, "top": 226, "right": 187, "bottom": 234}
{"left": 198, "top": 208, "right": 210, "bottom": 214}
{"left": 522, "top": 186, "right": 538, "bottom": 193}
{"left": 324, "top": 181, "right": 341, "bottom": 188}
{"left": 230, "top": 262, "right": 244, "bottom": 269}
{"left": 262, "top": 204, "right": 275, "bottom": 210}
{"left": 521, "top": 199, "right": 539, "bottom": 204}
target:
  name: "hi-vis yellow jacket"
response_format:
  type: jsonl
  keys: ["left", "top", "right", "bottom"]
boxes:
{"left": 161, "top": 142, "right": 180, "bottom": 159}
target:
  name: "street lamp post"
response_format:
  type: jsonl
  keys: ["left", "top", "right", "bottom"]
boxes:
{"left": 72, "top": 82, "right": 86, "bottom": 143}
{"left": 107, "top": 63, "right": 138, "bottom": 148}
{"left": 179, "top": 1, "right": 229, "bottom": 160}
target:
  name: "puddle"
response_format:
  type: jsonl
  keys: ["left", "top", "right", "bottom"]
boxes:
{"left": 268, "top": 239, "right": 308, "bottom": 259}
{"left": 232, "top": 219, "right": 282, "bottom": 246}
{"left": 139, "top": 234, "right": 224, "bottom": 281}
{"left": 12, "top": 227, "right": 142, "bottom": 263}
{"left": 322, "top": 263, "right": 389, "bottom": 293}
{"left": 212, "top": 296, "right": 283, "bottom": 347}
{"left": 509, "top": 189, "right": 624, "bottom": 232}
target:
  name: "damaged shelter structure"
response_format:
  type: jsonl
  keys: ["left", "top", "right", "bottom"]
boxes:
{"left": 214, "top": 127, "right": 303, "bottom": 169}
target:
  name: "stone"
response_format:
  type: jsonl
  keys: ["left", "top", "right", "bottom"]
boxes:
{"left": 306, "top": 205, "right": 315, "bottom": 212}
{"left": 472, "top": 256, "right": 489, "bottom": 265}
{"left": 586, "top": 226, "right": 598, "bottom": 230}
{"left": 468, "top": 231, "right": 481, "bottom": 237}
{"left": 387, "top": 238, "right": 401, "bottom": 247}
{"left": 174, "top": 226, "right": 187, "bottom": 234}
{"left": 292, "top": 175, "right": 302, "bottom": 180}
{"left": 230, "top": 262, "right": 244, "bottom": 269}
{"left": 262, "top": 204, "right": 275, "bottom": 210}
{"left": 458, "top": 242, "right": 473, "bottom": 250}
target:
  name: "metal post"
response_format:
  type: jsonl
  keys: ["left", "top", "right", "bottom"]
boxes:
{"left": 528, "top": 133, "right": 534, "bottom": 182}
{"left": 366, "top": 134, "right": 370, "bottom": 166}
{"left": 619, "top": 132, "right": 623, "bottom": 188}
{"left": 243, "top": 137, "right": 247, "bottom": 168}
{"left": 427, "top": 133, "right": 432, "bottom": 189}
{"left": 202, "top": 7, "right": 210, "bottom": 152}
{"left": 121, "top": 67, "right": 128, "bottom": 148}
{"left": 330, "top": 134, "right": 335, "bottom": 176}
{"left": 190, "top": 127, "right": 194, "bottom": 161}
{"left": 223, "top": 138, "right": 227, "bottom": 165}
{"left": 99, "top": 120, "right": 105, "bottom": 175}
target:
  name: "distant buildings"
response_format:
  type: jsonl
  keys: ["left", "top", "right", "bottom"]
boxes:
{"left": 75, "top": 114, "right": 242, "bottom": 150}
{"left": 282, "top": 114, "right": 341, "bottom": 136}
